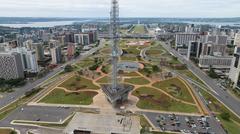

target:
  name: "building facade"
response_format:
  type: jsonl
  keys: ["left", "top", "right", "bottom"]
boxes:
{"left": 198, "top": 55, "right": 233, "bottom": 69}
{"left": 51, "top": 46, "right": 62, "bottom": 64}
{"left": 0, "top": 52, "right": 24, "bottom": 79}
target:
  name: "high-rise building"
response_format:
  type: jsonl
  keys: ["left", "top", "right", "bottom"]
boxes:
{"left": 82, "top": 34, "right": 90, "bottom": 45}
{"left": 0, "top": 36, "right": 4, "bottom": 43}
{"left": 23, "top": 40, "right": 33, "bottom": 50}
{"left": 74, "top": 34, "right": 83, "bottom": 44}
{"left": 67, "top": 43, "right": 75, "bottom": 59}
{"left": 33, "top": 43, "right": 45, "bottom": 62}
{"left": 175, "top": 33, "right": 199, "bottom": 48}
{"left": 198, "top": 55, "right": 232, "bottom": 69}
{"left": 88, "top": 31, "right": 98, "bottom": 44}
{"left": 201, "top": 42, "right": 226, "bottom": 57}
{"left": 11, "top": 47, "right": 39, "bottom": 73}
{"left": 50, "top": 46, "right": 62, "bottom": 64}
{"left": 65, "top": 33, "right": 75, "bottom": 43}
{"left": 0, "top": 52, "right": 24, "bottom": 79}
{"left": 234, "top": 33, "right": 240, "bottom": 47}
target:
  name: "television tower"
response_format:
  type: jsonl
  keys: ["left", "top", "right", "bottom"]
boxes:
{"left": 110, "top": 0, "right": 119, "bottom": 93}
{"left": 101, "top": 0, "right": 133, "bottom": 105}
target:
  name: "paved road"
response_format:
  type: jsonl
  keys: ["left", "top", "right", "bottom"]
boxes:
{"left": 161, "top": 41, "right": 240, "bottom": 118}
{"left": 0, "top": 40, "right": 105, "bottom": 110}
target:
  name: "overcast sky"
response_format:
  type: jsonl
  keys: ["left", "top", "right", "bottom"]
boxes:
{"left": 0, "top": 0, "right": 239, "bottom": 18}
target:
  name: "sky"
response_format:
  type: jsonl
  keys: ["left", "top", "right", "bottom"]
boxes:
{"left": 0, "top": 0, "right": 239, "bottom": 18}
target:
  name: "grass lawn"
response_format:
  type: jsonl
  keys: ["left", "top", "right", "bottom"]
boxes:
{"left": 218, "top": 116, "right": 240, "bottom": 134}
{"left": 152, "top": 78, "right": 194, "bottom": 103}
{"left": 125, "top": 77, "right": 150, "bottom": 85}
{"left": 121, "top": 56, "right": 137, "bottom": 61}
{"left": 132, "top": 25, "right": 147, "bottom": 34}
{"left": 132, "top": 87, "right": 199, "bottom": 113}
{"left": 96, "top": 76, "right": 111, "bottom": 83}
{"left": 122, "top": 72, "right": 140, "bottom": 77}
{"left": 146, "top": 49, "right": 165, "bottom": 58}
{"left": 177, "top": 70, "right": 205, "bottom": 85}
{"left": 0, "top": 129, "right": 16, "bottom": 134}
{"left": 75, "top": 58, "right": 94, "bottom": 68}
{"left": 100, "top": 48, "right": 111, "bottom": 54}
{"left": 40, "top": 88, "right": 97, "bottom": 105}
{"left": 59, "top": 76, "right": 99, "bottom": 90}
{"left": 123, "top": 47, "right": 141, "bottom": 55}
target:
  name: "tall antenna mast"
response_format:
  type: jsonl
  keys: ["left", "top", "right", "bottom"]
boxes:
{"left": 110, "top": 0, "right": 119, "bottom": 93}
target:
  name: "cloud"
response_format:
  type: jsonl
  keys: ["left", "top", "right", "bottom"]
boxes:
{"left": 0, "top": 0, "right": 239, "bottom": 17}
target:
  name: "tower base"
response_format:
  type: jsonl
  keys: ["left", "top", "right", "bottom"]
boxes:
{"left": 101, "top": 84, "right": 134, "bottom": 106}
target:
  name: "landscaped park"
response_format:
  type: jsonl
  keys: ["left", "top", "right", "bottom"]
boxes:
{"left": 36, "top": 39, "right": 202, "bottom": 115}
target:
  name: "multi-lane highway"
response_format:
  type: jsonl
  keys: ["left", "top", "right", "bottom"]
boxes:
{"left": 0, "top": 40, "right": 105, "bottom": 110}
{"left": 160, "top": 41, "right": 240, "bottom": 118}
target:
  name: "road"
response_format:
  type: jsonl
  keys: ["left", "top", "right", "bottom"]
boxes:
{"left": 160, "top": 41, "right": 240, "bottom": 118}
{"left": 0, "top": 39, "right": 105, "bottom": 110}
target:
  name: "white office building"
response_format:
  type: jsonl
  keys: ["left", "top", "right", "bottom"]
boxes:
{"left": 198, "top": 55, "right": 233, "bottom": 69}
{"left": 11, "top": 47, "right": 39, "bottom": 73}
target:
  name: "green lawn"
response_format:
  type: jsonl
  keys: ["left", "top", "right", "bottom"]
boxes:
{"left": 132, "top": 87, "right": 199, "bottom": 113}
{"left": 96, "top": 76, "right": 111, "bottom": 83}
{"left": 125, "top": 77, "right": 150, "bottom": 85}
{"left": 59, "top": 76, "right": 99, "bottom": 90}
{"left": 152, "top": 78, "right": 194, "bottom": 103}
{"left": 177, "top": 70, "right": 204, "bottom": 85}
{"left": 122, "top": 72, "right": 140, "bottom": 77}
{"left": 40, "top": 88, "right": 97, "bottom": 105}
{"left": 132, "top": 25, "right": 147, "bottom": 34}
{"left": 123, "top": 47, "right": 141, "bottom": 55}
{"left": 121, "top": 56, "right": 137, "bottom": 61}
{"left": 0, "top": 129, "right": 16, "bottom": 134}
{"left": 146, "top": 49, "right": 165, "bottom": 57}
{"left": 75, "top": 58, "right": 95, "bottom": 68}
{"left": 100, "top": 48, "right": 111, "bottom": 54}
{"left": 218, "top": 116, "right": 240, "bottom": 134}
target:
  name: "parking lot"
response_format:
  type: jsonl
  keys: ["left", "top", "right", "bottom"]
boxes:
{"left": 140, "top": 112, "right": 222, "bottom": 134}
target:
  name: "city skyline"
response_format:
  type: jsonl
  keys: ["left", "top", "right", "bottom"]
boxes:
{"left": 0, "top": 0, "right": 240, "bottom": 18}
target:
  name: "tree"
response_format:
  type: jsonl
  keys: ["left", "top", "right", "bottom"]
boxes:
{"left": 220, "top": 112, "right": 230, "bottom": 121}
{"left": 64, "top": 65, "right": 73, "bottom": 72}
{"left": 152, "top": 65, "right": 160, "bottom": 72}
{"left": 208, "top": 67, "right": 219, "bottom": 79}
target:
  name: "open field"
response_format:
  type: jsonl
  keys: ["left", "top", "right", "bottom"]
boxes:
{"left": 75, "top": 58, "right": 95, "bottom": 69}
{"left": 132, "top": 25, "right": 147, "bottom": 34}
{"left": 59, "top": 76, "right": 99, "bottom": 90}
{"left": 96, "top": 76, "right": 111, "bottom": 83}
{"left": 125, "top": 77, "right": 150, "bottom": 85}
{"left": 152, "top": 78, "right": 194, "bottom": 103}
{"left": 0, "top": 129, "right": 16, "bottom": 134}
{"left": 40, "top": 88, "right": 97, "bottom": 105}
{"left": 121, "top": 56, "right": 137, "bottom": 61}
{"left": 123, "top": 47, "right": 141, "bottom": 55}
{"left": 132, "top": 87, "right": 199, "bottom": 113}
{"left": 122, "top": 72, "right": 140, "bottom": 77}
